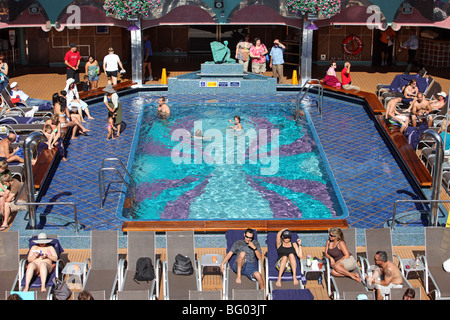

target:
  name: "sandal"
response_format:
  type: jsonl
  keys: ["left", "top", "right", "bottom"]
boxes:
{"left": 0, "top": 225, "right": 8, "bottom": 231}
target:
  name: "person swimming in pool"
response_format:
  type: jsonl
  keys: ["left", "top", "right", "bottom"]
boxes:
{"left": 157, "top": 96, "right": 170, "bottom": 119}
{"left": 189, "top": 129, "right": 214, "bottom": 141}
{"left": 229, "top": 115, "right": 242, "bottom": 131}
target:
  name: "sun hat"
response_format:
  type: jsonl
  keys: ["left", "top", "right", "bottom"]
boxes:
{"left": 103, "top": 84, "right": 116, "bottom": 94}
{"left": 33, "top": 233, "right": 52, "bottom": 244}
{"left": 66, "top": 78, "right": 75, "bottom": 85}
{"left": 437, "top": 92, "right": 447, "bottom": 98}
{"left": 10, "top": 82, "right": 17, "bottom": 88}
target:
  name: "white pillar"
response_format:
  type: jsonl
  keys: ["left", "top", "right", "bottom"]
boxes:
{"left": 130, "top": 20, "right": 143, "bottom": 86}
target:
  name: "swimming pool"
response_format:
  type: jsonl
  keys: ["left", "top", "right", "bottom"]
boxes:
{"left": 126, "top": 100, "right": 349, "bottom": 221}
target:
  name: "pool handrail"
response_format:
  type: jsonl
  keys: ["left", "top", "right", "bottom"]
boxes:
{"left": 295, "top": 79, "right": 323, "bottom": 118}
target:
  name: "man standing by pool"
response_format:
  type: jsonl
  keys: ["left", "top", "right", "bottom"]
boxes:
{"left": 269, "top": 39, "right": 285, "bottom": 84}
{"left": 64, "top": 43, "right": 81, "bottom": 83}
{"left": 220, "top": 228, "right": 264, "bottom": 289}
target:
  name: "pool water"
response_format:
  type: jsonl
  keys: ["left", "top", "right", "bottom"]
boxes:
{"left": 129, "top": 102, "right": 348, "bottom": 221}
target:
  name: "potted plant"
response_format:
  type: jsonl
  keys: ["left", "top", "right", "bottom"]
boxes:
{"left": 103, "top": 0, "right": 162, "bottom": 20}
{"left": 286, "top": 0, "right": 341, "bottom": 19}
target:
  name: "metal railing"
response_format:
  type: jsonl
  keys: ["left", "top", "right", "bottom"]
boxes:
{"left": 98, "top": 158, "right": 136, "bottom": 210}
{"left": 390, "top": 199, "right": 450, "bottom": 230}
{"left": 295, "top": 78, "right": 323, "bottom": 118}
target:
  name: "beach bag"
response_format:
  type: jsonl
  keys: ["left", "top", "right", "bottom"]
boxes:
{"left": 172, "top": 254, "right": 194, "bottom": 276}
{"left": 52, "top": 277, "right": 72, "bottom": 300}
{"left": 133, "top": 257, "right": 155, "bottom": 282}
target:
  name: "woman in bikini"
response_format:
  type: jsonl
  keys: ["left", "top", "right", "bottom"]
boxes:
{"left": 24, "top": 233, "right": 58, "bottom": 292}
{"left": 325, "top": 227, "right": 361, "bottom": 282}
{"left": 275, "top": 228, "right": 302, "bottom": 287}
{"left": 53, "top": 94, "right": 90, "bottom": 140}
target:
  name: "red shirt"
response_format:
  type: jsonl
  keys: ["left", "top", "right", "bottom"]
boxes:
{"left": 64, "top": 50, "right": 81, "bottom": 69}
{"left": 341, "top": 67, "right": 351, "bottom": 85}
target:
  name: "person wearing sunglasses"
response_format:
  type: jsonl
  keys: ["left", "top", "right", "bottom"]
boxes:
{"left": 221, "top": 228, "right": 264, "bottom": 289}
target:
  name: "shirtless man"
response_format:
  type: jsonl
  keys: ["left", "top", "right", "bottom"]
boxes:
{"left": 0, "top": 133, "right": 24, "bottom": 164}
{"left": 366, "top": 251, "right": 403, "bottom": 300}
{"left": 24, "top": 233, "right": 58, "bottom": 292}
{"left": 385, "top": 97, "right": 409, "bottom": 133}
{"left": 411, "top": 92, "right": 432, "bottom": 127}
{"left": 429, "top": 92, "right": 447, "bottom": 111}
{"left": 157, "top": 96, "right": 170, "bottom": 119}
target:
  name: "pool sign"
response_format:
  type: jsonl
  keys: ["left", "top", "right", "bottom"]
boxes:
{"left": 199, "top": 81, "right": 240, "bottom": 88}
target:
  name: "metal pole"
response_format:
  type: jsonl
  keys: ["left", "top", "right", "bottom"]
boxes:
{"left": 300, "top": 19, "right": 313, "bottom": 85}
{"left": 23, "top": 131, "right": 45, "bottom": 229}
{"left": 420, "top": 129, "right": 444, "bottom": 226}
{"left": 130, "top": 19, "right": 143, "bottom": 86}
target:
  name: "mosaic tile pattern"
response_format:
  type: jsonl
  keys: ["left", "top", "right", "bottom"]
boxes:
{"left": 14, "top": 92, "right": 431, "bottom": 236}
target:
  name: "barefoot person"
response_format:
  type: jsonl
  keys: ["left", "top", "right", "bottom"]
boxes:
{"left": 324, "top": 227, "right": 361, "bottom": 282}
{"left": 366, "top": 250, "right": 403, "bottom": 300}
{"left": 275, "top": 229, "right": 302, "bottom": 287}
{"left": 220, "top": 228, "right": 264, "bottom": 289}
{"left": 23, "top": 233, "right": 58, "bottom": 292}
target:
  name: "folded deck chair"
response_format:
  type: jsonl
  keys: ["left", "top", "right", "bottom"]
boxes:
{"left": 0, "top": 231, "right": 20, "bottom": 299}
{"left": 423, "top": 227, "right": 450, "bottom": 300}
{"left": 117, "top": 231, "right": 159, "bottom": 300}
{"left": 342, "top": 291, "right": 375, "bottom": 300}
{"left": 360, "top": 228, "right": 413, "bottom": 299}
{"left": 72, "top": 290, "right": 106, "bottom": 300}
{"left": 270, "top": 288, "right": 314, "bottom": 300}
{"left": 389, "top": 287, "right": 421, "bottom": 300}
{"left": 163, "top": 230, "right": 200, "bottom": 300}
{"left": 223, "top": 230, "right": 262, "bottom": 300}
{"left": 325, "top": 228, "right": 367, "bottom": 300}
{"left": 189, "top": 290, "right": 222, "bottom": 300}
{"left": 232, "top": 289, "right": 265, "bottom": 300}
{"left": 116, "top": 290, "right": 150, "bottom": 300}
{"left": 264, "top": 231, "right": 304, "bottom": 299}
{"left": 82, "top": 230, "right": 119, "bottom": 300}
{"left": 18, "top": 234, "right": 64, "bottom": 300}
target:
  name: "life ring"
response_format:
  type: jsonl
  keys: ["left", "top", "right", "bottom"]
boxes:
{"left": 342, "top": 35, "right": 363, "bottom": 56}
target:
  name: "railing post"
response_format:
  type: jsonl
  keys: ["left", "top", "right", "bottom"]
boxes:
{"left": 420, "top": 130, "right": 444, "bottom": 226}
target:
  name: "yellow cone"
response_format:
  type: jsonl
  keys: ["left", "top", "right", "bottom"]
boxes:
{"left": 292, "top": 70, "right": 298, "bottom": 85}
{"left": 161, "top": 68, "right": 167, "bottom": 84}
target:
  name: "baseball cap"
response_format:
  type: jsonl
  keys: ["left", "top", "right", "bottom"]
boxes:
{"left": 282, "top": 229, "right": 292, "bottom": 238}
{"left": 10, "top": 82, "right": 17, "bottom": 88}
{"left": 70, "top": 43, "right": 77, "bottom": 48}
{"left": 437, "top": 92, "right": 447, "bottom": 98}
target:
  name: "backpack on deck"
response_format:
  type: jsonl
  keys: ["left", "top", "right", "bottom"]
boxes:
{"left": 133, "top": 257, "right": 155, "bottom": 283}
{"left": 172, "top": 254, "right": 194, "bottom": 276}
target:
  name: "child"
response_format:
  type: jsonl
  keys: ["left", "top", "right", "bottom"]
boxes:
{"left": 229, "top": 115, "right": 243, "bottom": 131}
{"left": 107, "top": 112, "right": 117, "bottom": 140}
{"left": 82, "top": 75, "right": 91, "bottom": 92}
{"left": 43, "top": 123, "right": 57, "bottom": 150}
{"left": 0, "top": 161, "right": 11, "bottom": 196}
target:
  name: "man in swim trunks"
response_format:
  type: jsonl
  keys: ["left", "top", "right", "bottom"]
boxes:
{"left": 410, "top": 92, "right": 432, "bottom": 127}
{"left": 385, "top": 98, "right": 409, "bottom": 133}
{"left": 429, "top": 91, "right": 447, "bottom": 111}
{"left": 157, "top": 96, "right": 170, "bottom": 119}
{"left": 366, "top": 250, "right": 403, "bottom": 300}
{"left": 221, "top": 228, "right": 264, "bottom": 289}
{"left": 0, "top": 133, "right": 27, "bottom": 164}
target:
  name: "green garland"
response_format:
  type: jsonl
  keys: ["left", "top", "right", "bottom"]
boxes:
{"left": 103, "top": 0, "right": 162, "bottom": 19}
{"left": 286, "top": 0, "right": 341, "bottom": 19}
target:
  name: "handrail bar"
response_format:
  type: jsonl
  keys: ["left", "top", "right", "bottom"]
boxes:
{"left": 391, "top": 199, "right": 450, "bottom": 229}
{"left": 98, "top": 167, "right": 136, "bottom": 209}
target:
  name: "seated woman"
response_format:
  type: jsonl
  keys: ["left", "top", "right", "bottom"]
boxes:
{"left": 324, "top": 227, "right": 361, "bottom": 282}
{"left": 275, "top": 228, "right": 302, "bottom": 287}
{"left": 323, "top": 60, "right": 341, "bottom": 88}
{"left": 65, "top": 79, "right": 95, "bottom": 121}
{"left": 24, "top": 233, "right": 58, "bottom": 292}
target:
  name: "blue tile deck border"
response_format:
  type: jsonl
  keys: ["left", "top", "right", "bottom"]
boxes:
{"left": 9, "top": 89, "right": 443, "bottom": 249}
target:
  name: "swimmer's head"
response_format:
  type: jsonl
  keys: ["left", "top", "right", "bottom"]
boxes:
{"left": 194, "top": 129, "right": 203, "bottom": 137}
{"left": 234, "top": 115, "right": 241, "bottom": 123}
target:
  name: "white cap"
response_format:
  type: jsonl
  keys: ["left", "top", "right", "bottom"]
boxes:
{"left": 10, "top": 82, "right": 17, "bottom": 88}
{"left": 437, "top": 91, "right": 447, "bottom": 98}
{"left": 66, "top": 78, "right": 75, "bottom": 85}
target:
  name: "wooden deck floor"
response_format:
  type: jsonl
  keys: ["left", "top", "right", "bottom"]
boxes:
{"left": 20, "top": 245, "right": 429, "bottom": 300}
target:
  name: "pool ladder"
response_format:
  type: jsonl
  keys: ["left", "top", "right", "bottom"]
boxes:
{"left": 295, "top": 79, "right": 323, "bottom": 120}
{"left": 98, "top": 158, "right": 136, "bottom": 211}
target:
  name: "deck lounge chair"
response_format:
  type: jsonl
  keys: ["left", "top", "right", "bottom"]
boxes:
{"left": 117, "top": 231, "right": 159, "bottom": 300}
{"left": 82, "top": 230, "right": 119, "bottom": 300}
{"left": 0, "top": 231, "right": 20, "bottom": 299}
{"left": 189, "top": 290, "right": 222, "bottom": 300}
{"left": 325, "top": 228, "right": 367, "bottom": 300}
{"left": 264, "top": 231, "right": 304, "bottom": 299}
{"left": 116, "top": 290, "right": 150, "bottom": 300}
{"left": 270, "top": 288, "right": 314, "bottom": 300}
{"left": 1, "top": 89, "right": 52, "bottom": 118}
{"left": 162, "top": 230, "right": 200, "bottom": 300}
{"left": 72, "top": 290, "right": 106, "bottom": 300}
{"left": 360, "top": 228, "right": 413, "bottom": 299}
{"left": 232, "top": 289, "right": 265, "bottom": 300}
{"left": 17, "top": 234, "right": 64, "bottom": 300}
{"left": 342, "top": 291, "right": 375, "bottom": 300}
{"left": 423, "top": 227, "right": 450, "bottom": 300}
{"left": 223, "top": 230, "right": 263, "bottom": 300}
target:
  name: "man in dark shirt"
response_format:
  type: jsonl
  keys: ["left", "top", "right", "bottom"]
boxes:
{"left": 220, "top": 228, "right": 264, "bottom": 289}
